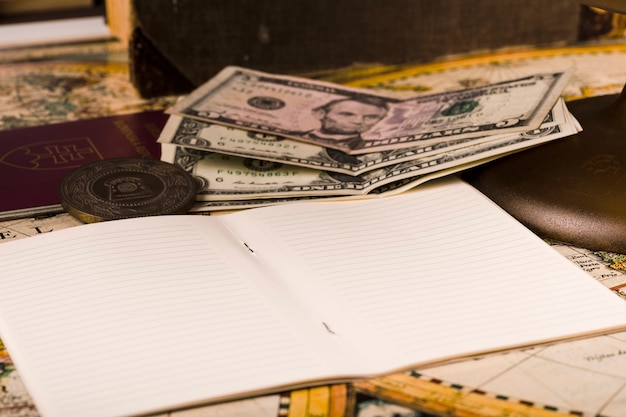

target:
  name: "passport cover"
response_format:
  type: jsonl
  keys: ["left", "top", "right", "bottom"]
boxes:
{"left": 1, "top": 110, "right": 168, "bottom": 220}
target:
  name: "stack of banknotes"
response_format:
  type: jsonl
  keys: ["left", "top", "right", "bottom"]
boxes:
{"left": 160, "top": 66, "right": 581, "bottom": 212}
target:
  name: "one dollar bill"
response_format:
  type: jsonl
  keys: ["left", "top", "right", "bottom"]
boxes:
{"left": 161, "top": 106, "right": 580, "bottom": 203}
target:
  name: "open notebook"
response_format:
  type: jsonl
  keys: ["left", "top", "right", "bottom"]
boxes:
{"left": 1, "top": 176, "right": 625, "bottom": 417}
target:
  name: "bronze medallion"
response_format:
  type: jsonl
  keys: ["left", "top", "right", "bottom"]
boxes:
{"left": 60, "top": 158, "right": 197, "bottom": 223}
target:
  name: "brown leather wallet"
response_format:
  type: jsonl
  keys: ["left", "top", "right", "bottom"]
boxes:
{"left": 465, "top": 91, "right": 626, "bottom": 254}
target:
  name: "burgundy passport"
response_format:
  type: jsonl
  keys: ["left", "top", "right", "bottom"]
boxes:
{"left": 1, "top": 110, "right": 169, "bottom": 220}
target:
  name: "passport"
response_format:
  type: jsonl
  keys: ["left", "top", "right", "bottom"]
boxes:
{"left": 1, "top": 110, "right": 169, "bottom": 220}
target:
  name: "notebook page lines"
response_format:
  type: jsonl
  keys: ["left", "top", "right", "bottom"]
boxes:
{"left": 0, "top": 219, "right": 336, "bottom": 417}
{"left": 244, "top": 180, "right": 626, "bottom": 366}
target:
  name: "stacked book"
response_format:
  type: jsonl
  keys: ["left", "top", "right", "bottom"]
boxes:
{"left": 159, "top": 66, "right": 581, "bottom": 212}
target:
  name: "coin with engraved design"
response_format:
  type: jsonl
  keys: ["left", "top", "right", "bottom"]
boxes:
{"left": 60, "top": 158, "right": 197, "bottom": 223}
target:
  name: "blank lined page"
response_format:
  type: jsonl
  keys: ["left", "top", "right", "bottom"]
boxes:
{"left": 230, "top": 176, "right": 626, "bottom": 371}
{"left": 0, "top": 216, "right": 353, "bottom": 417}
{"left": 3, "top": 177, "right": 626, "bottom": 417}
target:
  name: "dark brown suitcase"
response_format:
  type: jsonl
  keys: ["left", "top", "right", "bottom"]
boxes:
{"left": 127, "top": 0, "right": 581, "bottom": 97}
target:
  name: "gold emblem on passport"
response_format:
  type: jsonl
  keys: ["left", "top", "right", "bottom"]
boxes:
{"left": 1, "top": 138, "right": 100, "bottom": 170}
{"left": 60, "top": 158, "right": 197, "bottom": 223}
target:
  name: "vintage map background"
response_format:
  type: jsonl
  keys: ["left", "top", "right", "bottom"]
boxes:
{"left": 0, "top": 62, "right": 173, "bottom": 132}
{"left": 2, "top": 40, "right": 626, "bottom": 416}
